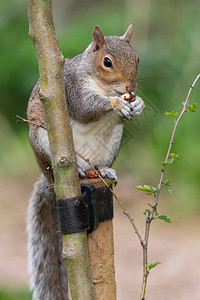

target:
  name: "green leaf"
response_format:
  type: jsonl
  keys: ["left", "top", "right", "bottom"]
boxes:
{"left": 162, "top": 179, "right": 171, "bottom": 186}
{"left": 165, "top": 185, "right": 173, "bottom": 194}
{"left": 136, "top": 185, "right": 145, "bottom": 191}
{"left": 170, "top": 153, "right": 183, "bottom": 160}
{"left": 136, "top": 184, "right": 158, "bottom": 196}
{"left": 173, "top": 112, "right": 178, "bottom": 118}
{"left": 136, "top": 184, "right": 151, "bottom": 192}
{"left": 147, "top": 261, "right": 161, "bottom": 271}
{"left": 157, "top": 215, "right": 172, "bottom": 223}
{"left": 144, "top": 185, "right": 152, "bottom": 191}
{"left": 148, "top": 203, "right": 157, "bottom": 211}
{"left": 165, "top": 111, "right": 178, "bottom": 119}
{"left": 162, "top": 153, "right": 183, "bottom": 166}
{"left": 107, "top": 180, "right": 117, "bottom": 186}
{"left": 148, "top": 203, "right": 156, "bottom": 209}
{"left": 168, "top": 158, "right": 175, "bottom": 164}
{"left": 148, "top": 203, "right": 158, "bottom": 217}
{"left": 187, "top": 102, "right": 197, "bottom": 112}
{"left": 162, "top": 180, "right": 173, "bottom": 193}
{"left": 161, "top": 158, "right": 175, "bottom": 166}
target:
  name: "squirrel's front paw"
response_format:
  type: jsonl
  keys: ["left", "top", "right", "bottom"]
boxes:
{"left": 110, "top": 97, "right": 132, "bottom": 119}
{"left": 129, "top": 96, "right": 145, "bottom": 116}
{"left": 99, "top": 167, "right": 118, "bottom": 182}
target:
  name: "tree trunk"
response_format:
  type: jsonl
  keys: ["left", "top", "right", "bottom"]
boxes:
{"left": 27, "top": 0, "right": 95, "bottom": 299}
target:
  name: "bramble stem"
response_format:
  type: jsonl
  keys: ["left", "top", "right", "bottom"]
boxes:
{"left": 140, "top": 73, "right": 200, "bottom": 300}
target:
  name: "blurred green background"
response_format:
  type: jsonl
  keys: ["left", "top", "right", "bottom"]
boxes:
{"left": 0, "top": 0, "right": 200, "bottom": 298}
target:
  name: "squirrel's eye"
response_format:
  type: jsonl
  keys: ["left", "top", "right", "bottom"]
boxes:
{"left": 103, "top": 57, "right": 112, "bottom": 68}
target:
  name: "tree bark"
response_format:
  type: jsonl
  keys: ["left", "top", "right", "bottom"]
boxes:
{"left": 27, "top": 1, "right": 95, "bottom": 299}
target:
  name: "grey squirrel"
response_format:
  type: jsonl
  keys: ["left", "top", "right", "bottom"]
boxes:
{"left": 27, "top": 25, "right": 144, "bottom": 300}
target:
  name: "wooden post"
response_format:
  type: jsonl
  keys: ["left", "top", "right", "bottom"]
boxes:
{"left": 88, "top": 221, "right": 116, "bottom": 299}
{"left": 82, "top": 178, "right": 117, "bottom": 300}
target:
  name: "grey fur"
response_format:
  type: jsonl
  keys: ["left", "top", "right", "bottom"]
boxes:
{"left": 27, "top": 175, "right": 68, "bottom": 300}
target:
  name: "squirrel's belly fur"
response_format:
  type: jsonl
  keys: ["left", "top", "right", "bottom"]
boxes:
{"left": 72, "top": 112, "right": 123, "bottom": 170}
{"left": 38, "top": 112, "right": 123, "bottom": 172}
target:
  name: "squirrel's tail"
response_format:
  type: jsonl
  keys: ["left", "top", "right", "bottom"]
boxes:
{"left": 27, "top": 175, "right": 68, "bottom": 300}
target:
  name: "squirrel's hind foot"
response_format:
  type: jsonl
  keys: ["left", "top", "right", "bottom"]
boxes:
{"left": 78, "top": 166, "right": 118, "bottom": 184}
{"left": 78, "top": 167, "right": 86, "bottom": 178}
{"left": 99, "top": 167, "right": 118, "bottom": 183}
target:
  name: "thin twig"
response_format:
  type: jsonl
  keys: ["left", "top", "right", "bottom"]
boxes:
{"left": 76, "top": 153, "right": 144, "bottom": 246}
{"left": 140, "top": 73, "right": 200, "bottom": 300}
{"left": 40, "top": 183, "right": 54, "bottom": 191}
{"left": 16, "top": 115, "right": 46, "bottom": 130}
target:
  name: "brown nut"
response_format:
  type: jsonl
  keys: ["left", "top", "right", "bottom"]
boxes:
{"left": 86, "top": 170, "right": 101, "bottom": 178}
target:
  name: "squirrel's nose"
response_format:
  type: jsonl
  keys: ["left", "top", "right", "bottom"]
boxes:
{"left": 126, "top": 82, "right": 137, "bottom": 92}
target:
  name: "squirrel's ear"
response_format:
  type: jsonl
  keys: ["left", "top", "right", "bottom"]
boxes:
{"left": 121, "top": 24, "right": 133, "bottom": 43}
{"left": 92, "top": 25, "right": 105, "bottom": 52}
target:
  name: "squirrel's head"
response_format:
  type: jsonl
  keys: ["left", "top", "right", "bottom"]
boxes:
{"left": 89, "top": 25, "right": 139, "bottom": 96}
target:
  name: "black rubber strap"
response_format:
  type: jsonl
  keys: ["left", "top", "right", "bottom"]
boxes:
{"left": 81, "top": 184, "right": 99, "bottom": 233}
{"left": 81, "top": 184, "right": 113, "bottom": 233}
{"left": 56, "top": 192, "right": 89, "bottom": 234}
{"left": 95, "top": 186, "right": 113, "bottom": 222}
{"left": 56, "top": 184, "right": 114, "bottom": 234}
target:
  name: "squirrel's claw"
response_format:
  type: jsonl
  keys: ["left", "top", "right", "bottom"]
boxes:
{"left": 117, "top": 99, "right": 132, "bottom": 119}
{"left": 129, "top": 96, "right": 145, "bottom": 116}
{"left": 78, "top": 167, "right": 86, "bottom": 178}
{"left": 99, "top": 167, "right": 118, "bottom": 183}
